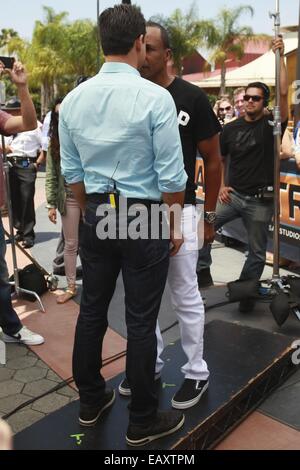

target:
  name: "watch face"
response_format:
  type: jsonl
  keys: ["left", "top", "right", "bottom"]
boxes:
{"left": 205, "top": 212, "right": 216, "bottom": 224}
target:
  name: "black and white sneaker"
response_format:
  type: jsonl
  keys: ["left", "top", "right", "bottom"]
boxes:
{"left": 118, "top": 372, "right": 161, "bottom": 397}
{"left": 171, "top": 379, "right": 209, "bottom": 410}
{"left": 79, "top": 389, "right": 115, "bottom": 427}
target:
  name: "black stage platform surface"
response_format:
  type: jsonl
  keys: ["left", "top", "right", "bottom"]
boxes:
{"left": 14, "top": 320, "right": 297, "bottom": 450}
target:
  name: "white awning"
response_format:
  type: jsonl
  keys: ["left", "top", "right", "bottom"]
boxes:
{"left": 191, "top": 37, "right": 298, "bottom": 89}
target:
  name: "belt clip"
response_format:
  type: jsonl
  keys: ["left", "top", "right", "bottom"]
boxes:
{"left": 109, "top": 193, "right": 116, "bottom": 209}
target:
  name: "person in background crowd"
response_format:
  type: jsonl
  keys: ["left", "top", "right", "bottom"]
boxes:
{"left": 0, "top": 59, "right": 44, "bottom": 345}
{"left": 197, "top": 36, "right": 288, "bottom": 313}
{"left": 216, "top": 97, "right": 234, "bottom": 126}
{"left": 4, "top": 98, "right": 43, "bottom": 249}
{"left": 233, "top": 87, "right": 246, "bottom": 118}
{"left": 46, "top": 97, "right": 80, "bottom": 303}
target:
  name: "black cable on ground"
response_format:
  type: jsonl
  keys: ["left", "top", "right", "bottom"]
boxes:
{"left": 2, "top": 376, "right": 74, "bottom": 420}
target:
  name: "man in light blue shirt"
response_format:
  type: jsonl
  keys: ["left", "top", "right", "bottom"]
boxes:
{"left": 59, "top": 4, "right": 187, "bottom": 447}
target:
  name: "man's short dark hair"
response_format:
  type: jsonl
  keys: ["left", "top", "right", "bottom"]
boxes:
{"left": 246, "top": 82, "right": 270, "bottom": 106}
{"left": 146, "top": 21, "right": 171, "bottom": 49}
{"left": 99, "top": 4, "right": 146, "bottom": 56}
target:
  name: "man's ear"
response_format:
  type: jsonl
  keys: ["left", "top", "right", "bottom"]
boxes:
{"left": 135, "top": 34, "right": 144, "bottom": 52}
{"left": 165, "top": 48, "right": 172, "bottom": 64}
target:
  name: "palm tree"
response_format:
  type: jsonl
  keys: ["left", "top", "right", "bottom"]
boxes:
{"left": 7, "top": 7, "right": 100, "bottom": 116}
{"left": 199, "top": 5, "right": 267, "bottom": 94}
{"left": 151, "top": 4, "right": 205, "bottom": 75}
{"left": 0, "top": 28, "right": 19, "bottom": 51}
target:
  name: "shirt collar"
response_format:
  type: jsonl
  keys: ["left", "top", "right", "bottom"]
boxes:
{"left": 100, "top": 62, "right": 140, "bottom": 76}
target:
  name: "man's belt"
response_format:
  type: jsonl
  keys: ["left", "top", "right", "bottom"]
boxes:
{"left": 7, "top": 156, "right": 38, "bottom": 166}
{"left": 86, "top": 193, "right": 162, "bottom": 208}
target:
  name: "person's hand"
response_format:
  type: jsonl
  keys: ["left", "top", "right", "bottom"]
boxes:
{"left": 272, "top": 35, "right": 284, "bottom": 57}
{"left": 204, "top": 221, "right": 215, "bottom": 246}
{"left": 48, "top": 208, "right": 57, "bottom": 224}
{"left": 219, "top": 186, "right": 233, "bottom": 204}
{"left": 8, "top": 61, "right": 28, "bottom": 87}
{"left": 170, "top": 229, "right": 184, "bottom": 257}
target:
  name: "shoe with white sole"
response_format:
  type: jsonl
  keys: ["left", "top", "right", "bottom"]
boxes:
{"left": 79, "top": 389, "right": 115, "bottom": 427}
{"left": 171, "top": 379, "right": 209, "bottom": 409}
{"left": 119, "top": 372, "right": 161, "bottom": 397}
{"left": 3, "top": 326, "right": 44, "bottom": 346}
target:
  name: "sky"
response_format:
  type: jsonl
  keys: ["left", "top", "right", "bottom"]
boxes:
{"left": 0, "top": 0, "right": 299, "bottom": 41}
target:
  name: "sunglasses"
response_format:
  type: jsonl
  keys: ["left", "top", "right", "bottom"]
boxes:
{"left": 219, "top": 106, "right": 232, "bottom": 111}
{"left": 244, "top": 95, "right": 263, "bottom": 102}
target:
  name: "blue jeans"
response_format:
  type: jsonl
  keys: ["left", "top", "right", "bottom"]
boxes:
{"left": 197, "top": 190, "right": 274, "bottom": 281}
{"left": 0, "top": 216, "right": 22, "bottom": 335}
{"left": 73, "top": 199, "right": 170, "bottom": 425}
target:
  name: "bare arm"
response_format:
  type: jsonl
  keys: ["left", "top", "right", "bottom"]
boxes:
{"left": 272, "top": 36, "right": 288, "bottom": 123}
{"left": 1, "top": 61, "right": 37, "bottom": 134}
{"left": 162, "top": 190, "right": 185, "bottom": 257}
{"left": 198, "top": 134, "right": 222, "bottom": 244}
{"left": 198, "top": 134, "right": 222, "bottom": 211}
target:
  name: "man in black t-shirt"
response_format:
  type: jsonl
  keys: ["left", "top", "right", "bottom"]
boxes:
{"left": 197, "top": 36, "right": 288, "bottom": 313}
{"left": 118, "top": 22, "right": 222, "bottom": 409}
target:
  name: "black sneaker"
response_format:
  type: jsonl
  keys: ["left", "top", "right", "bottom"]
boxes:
{"left": 79, "top": 389, "right": 115, "bottom": 427}
{"left": 126, "top": 410, "right": 184, "bottom": 447}
{"left": 22, "top": 239, "right": 34, "bottom": 249}
{"left": 197, "top": 268, "right": 214, "bottom": 288}
{"left": 239, "top": 298, "right": 255, "bottom": 313}
{"left": 15, "top": 233, "right": 24, "bottom": 242}
{"left": 171, "top": 379, "right": 209, "bottom": 409}
{"left": 119, "top": 372, "right": 161, "bottom": 397}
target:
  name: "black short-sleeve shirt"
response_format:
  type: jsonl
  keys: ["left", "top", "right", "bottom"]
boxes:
{"left": 167, "top": 78, "right": 221, "bottom": 204}
{"left": 221, "top": 115, "right": 288, "bottom": 195}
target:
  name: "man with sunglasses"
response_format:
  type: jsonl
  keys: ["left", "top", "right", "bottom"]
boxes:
{"left": 197, "top": 36, "right": 288, "bottom": 313}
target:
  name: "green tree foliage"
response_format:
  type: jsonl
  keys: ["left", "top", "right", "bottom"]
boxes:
{"left": 6, "top": 6, "right": 102, "bottom": 116}
{"left": 151, "top": 3, "right": 204, "bottom": 75}
{"left": 0, "top": 28, "right": 19, "bottom": 50}
{"left": 198, "top": 5, "right": 269, "bottom": 94}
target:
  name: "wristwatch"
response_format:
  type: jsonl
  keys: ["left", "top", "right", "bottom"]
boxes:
{"left": 204, "top": 211, "right": 217, "bottom": 224}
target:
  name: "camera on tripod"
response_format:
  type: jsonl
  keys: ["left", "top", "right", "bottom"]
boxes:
{"left": 257, "top": 186, "right": 274, "bottom": 202}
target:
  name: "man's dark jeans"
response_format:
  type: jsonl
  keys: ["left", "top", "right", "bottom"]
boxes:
{"left": 0, "top": 216, "right": 22, "bottom": 335}
{"left": 73, "top": 199, "right": 170, "bottom": 425}
{"left": 9, "top": 163, "right": 36, "bottom": 242}
{"left": 197, "top": 190, "right": 274, "bottom": 281}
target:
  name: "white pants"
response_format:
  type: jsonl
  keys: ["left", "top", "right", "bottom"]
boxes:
{"left": 156, "top": 205, "right": 209, "bottom": 381}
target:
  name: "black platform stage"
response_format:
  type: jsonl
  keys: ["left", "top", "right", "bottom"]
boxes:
{"left": 14, "top": 320, "right": 297, "bottom": 450}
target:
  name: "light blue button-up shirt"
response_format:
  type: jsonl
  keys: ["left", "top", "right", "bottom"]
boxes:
{"left": 59, "top": 62, "right": 187, "bottom": 201}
